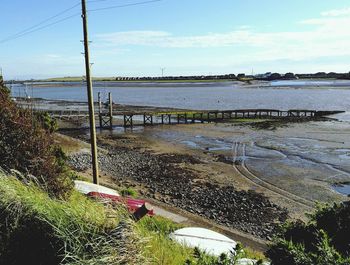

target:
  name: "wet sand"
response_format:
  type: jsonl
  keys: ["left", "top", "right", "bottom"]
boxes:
{"left": 56, "top": 108, "right": 350, "bottom": 251}
{"left": 140, "top": 119, "right": 350, "bottom": 203}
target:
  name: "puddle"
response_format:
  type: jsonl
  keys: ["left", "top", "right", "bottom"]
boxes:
{"left": 333, "top": 184, "right": 350, "bottom": 196}
{"left": 208, "top": 146, "right": 232, "bottom": 151}
{"left": 147, "top": 122, "right": 350, "bottom": 202}
{"left": 339, "top": 154, "right": 350, "bottom": 160}
{"left": 180, "top": 136, "right": 233, "bottom": 152}
{"left": 334, "top": 149, "right": 350, "bottom": 160}
{"left": 181, "top": 140, "right": 198, "bottom": 148}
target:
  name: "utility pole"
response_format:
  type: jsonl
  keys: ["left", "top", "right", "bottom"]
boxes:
{"left": 81, "top": 0, "right": 99, "bottom": 184}
{"left": 161, "top": 67, "right": 165, "bottom": 78}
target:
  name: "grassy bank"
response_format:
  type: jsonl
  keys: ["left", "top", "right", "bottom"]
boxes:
{"left": 0, "top": 170, "right": 266, "bottom": 264}
{"left": 0, "top": 171, "right": 131, "bottom": 264}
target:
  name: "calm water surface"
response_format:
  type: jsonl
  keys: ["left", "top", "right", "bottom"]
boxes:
{"left": 9, "top": 80, "right": 350, "bottom": 111}
{"left": 11, "top": 80, "right": 350, "bottom": 197}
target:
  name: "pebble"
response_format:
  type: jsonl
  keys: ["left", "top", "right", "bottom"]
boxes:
{"left": 68, "top": 145, "right": 288, "bottom": 239}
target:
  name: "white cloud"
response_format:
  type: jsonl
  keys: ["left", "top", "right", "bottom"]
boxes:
{"left": 321, "top": 7, "right": 350, "bottom": 17}
{"left": 45, "top": 54, "right": 61, "bottom": 59}
{"left": 94, "top": 8, "right": 350, "bottom": 64}
{"left": 96, "top": 30, "right": 282, "bottom": 48}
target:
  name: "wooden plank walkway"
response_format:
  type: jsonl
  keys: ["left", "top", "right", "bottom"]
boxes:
{"left": 119, "top": 109, "right": 319, "bottom": 127}
{"left": 31, "top": 108, "right": 339, "bottom": 128}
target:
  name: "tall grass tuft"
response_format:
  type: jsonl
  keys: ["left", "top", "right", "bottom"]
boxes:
{"left": 137, "top": 216, "right": 194, "bottom": 264}
{"left": 0, "top": 171, "right": 146, "bottom": 265}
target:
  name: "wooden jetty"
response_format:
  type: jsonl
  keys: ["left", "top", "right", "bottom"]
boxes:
{"left": 119, "top": 109, "right": 319, "bottom": 127}
{"left": 15, "top": 93, "right": 343, "bottom": 129}
{"left": 35, "top": 107, "right": 343, "bottom": 129}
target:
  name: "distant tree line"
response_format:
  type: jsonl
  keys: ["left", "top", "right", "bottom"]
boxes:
{"left": 114, "top": 71, "right": 350, "bottom": 82}
{"left": 3, "top": 71, "right": 350, "bottom": 83}
{"left": 115, "top": 74, "right": 237, "bottom": 81}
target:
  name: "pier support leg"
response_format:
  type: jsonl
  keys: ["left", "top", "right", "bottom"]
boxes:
{"left": 124, "top": 115, "right": 133, "bottom": 127}
{"left": 143, "top": 114, "right": 153, "bottom": 126}
{"left": 98, "top": 92, "right": 103, "bottom": 128}
{"left": 108, "top": 93, "right": 113, "bottom": 129}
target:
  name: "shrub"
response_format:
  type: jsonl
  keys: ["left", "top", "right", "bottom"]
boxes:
{"left": 35, "top": 112, "right": 58, "bottom": 133}
{"left": 267, "top": 202, "right": 350, "bottom": 265}
{"left": 0, "top": 84, "right": 72, "bottom": 197}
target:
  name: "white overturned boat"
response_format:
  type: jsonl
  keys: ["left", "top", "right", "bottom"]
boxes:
{"left": 74, "top": 180, "right": 120, "bottom": 196}
{"left": 236, "top": 258, "right": 270, "bottom": 265}
{"left": 170, "top": 227, "right": 237, "bottom": 256}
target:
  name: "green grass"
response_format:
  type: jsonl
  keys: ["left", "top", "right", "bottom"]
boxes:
{"left": 230, "top": 118, "right": 271, "bottom": 123}
{"left": 137, "top": 216, "right": 267, "bottom": 264}
{"left": 0, "top": 171, "right": 267, "bottom": 265}
{"left": 120, "top": 187, "right": 138, "bottom": 198}
{"left": 43, "top": 77, "right": 117, "bottom": 82}
{"left": 0, "top": 172, "right": 141, "bottom": 264}
{"left": 237, "top": 77, "right": 254, "bottom": 82}
{"left": 137, "top": 216, "right": 194, "bottom": 264}
{"left": 0, "top": 172, "right": 196, "bottom": 264}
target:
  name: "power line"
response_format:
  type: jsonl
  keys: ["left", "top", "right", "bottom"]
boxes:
{"left": 87, "top": 0, "right": 113, "bottom": 3}
{"left": 0, "top": 13, "right": 80, "bottom": 44}
{"left": 0, "top": 3, "right": 80, "bottom": 43}
{"left": 0, "top": 0, "right": 163, "bottom": 44}
{"left": 88, "top": 0, "right": 162, "bottom": 12}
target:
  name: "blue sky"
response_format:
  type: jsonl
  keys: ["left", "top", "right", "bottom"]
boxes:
{"left": 1, "top": 0, "right": 350, "bottom": 79}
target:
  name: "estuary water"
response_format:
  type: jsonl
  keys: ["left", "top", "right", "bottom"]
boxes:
{"left": 9, "top": 80, "right": 350, "bottom": 111}
{"left": 10, "top": 79, "right": 350, "bottom": 197}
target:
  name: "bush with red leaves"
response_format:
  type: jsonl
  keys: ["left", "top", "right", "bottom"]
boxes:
{"left": 0, "top": 84, "right": 72, "bottom": 198}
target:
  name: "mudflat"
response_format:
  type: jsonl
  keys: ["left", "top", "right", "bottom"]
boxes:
{"left": 61, "top": 112, "right": 350, "bottom": 246}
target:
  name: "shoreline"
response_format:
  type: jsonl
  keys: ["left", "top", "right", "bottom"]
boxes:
{"left": 61, "top": 130, "right": 288, "bottom": 245}
{"left": 8, "top": 78, "right": 350, "bottom": 90}
{"left": 56, "top": 111, "right": 350, "bottom": 250}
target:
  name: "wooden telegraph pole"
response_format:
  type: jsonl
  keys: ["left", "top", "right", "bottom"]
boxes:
{"left": 81, "top": 0, "right": 99, "bottom": 184}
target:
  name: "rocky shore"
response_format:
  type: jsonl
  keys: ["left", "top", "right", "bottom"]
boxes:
{"left": 68, "top": 133, "right": 288, "bottom": 239}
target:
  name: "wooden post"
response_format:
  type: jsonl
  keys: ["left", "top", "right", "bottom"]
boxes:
{"left": 98, "top": 92, "right": 103, "bottom": 128}
{"left": 108, "top": 92, "right": 113, "bottom": 129}
{"left": 81, "top": 0, "right": 99, "bottom": 184}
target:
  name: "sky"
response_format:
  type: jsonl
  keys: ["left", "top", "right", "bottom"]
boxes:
{"left": 1, "top": 0, "right": 350, "bottom": 79}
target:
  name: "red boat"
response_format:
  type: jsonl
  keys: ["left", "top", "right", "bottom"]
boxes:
{"left": 87, "top": 191, "right": 155, "bottom": 216}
